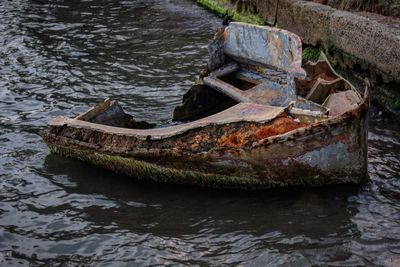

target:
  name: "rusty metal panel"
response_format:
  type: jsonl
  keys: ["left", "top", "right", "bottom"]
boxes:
{"left": 224, "top": 22, "right": 306, "bottom": 78}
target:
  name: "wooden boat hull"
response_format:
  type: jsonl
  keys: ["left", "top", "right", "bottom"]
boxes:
{"left": 42, "top": 22, "right": 371, "bottom": 189}
{"left": 42, "top": 83, "right": 369, "bottom": 189}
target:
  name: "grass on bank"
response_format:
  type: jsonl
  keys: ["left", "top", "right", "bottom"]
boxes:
{"left": 196, "top": 0, "right": 264, "bottom": 25}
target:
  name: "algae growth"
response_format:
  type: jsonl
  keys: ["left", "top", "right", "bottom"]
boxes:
{"left": 302, "top": 46, "right": 321, "bottom": 63}
{"left": 49, "top": 144, "right": 276, "bottom": 189}
{"left": 47, "top": 144, "right": 337, "bottom": 189}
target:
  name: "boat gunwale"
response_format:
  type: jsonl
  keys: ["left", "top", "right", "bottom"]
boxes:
{"left": 48, "top": 102, "right": 288, "bottom": 140}
{"left": 45, "top": 79, "right": 370, "bottom": 148}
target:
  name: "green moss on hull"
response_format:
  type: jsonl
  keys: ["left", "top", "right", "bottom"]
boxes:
{"left": 49, "top": 145, "right": 276, "bottom": 189}
{"left": 47, "top": 144, "right": 338, "bottom": 189}
{"left": 195, "top": 0, "right": 264, "bottom": 25}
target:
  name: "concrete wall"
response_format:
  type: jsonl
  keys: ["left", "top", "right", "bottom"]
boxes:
{"left": 274, "top": 0, "right": 400, "bottom": 84}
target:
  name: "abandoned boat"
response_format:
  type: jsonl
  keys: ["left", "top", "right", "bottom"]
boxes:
{"left": 42, "top": 22, "right": 370, "bottom": 189}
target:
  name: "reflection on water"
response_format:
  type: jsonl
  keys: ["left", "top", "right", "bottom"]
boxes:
{"left": 0, "top": 0, "right": 399, "bottom": 266}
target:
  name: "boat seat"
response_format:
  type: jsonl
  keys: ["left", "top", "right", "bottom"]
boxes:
{"left": 203, "top": 62, "right": 295, "bottom": 106}
{"left": 223, "top": 22, "right": 306, "bottom": 78}
{"left": 203, "top": 62, "right": 250, "bottom": 103}
{"left": 204, "top": 22, "right": 306, "bottom": 107}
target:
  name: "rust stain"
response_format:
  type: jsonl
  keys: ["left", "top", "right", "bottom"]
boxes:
{"left": 255, "top": 117, "right": 307, "bottom": 140}
{"left": 218, "top": 130, "right": 248, "bottom": 148}
{"left": 217, "top": 116, "right": 307, "bottom": 148}
{"left": 289, "top": 50, "right": 294, "bottom": 64}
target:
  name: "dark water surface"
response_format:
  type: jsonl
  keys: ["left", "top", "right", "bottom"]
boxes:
{"left": 0, "top": 0, "right": 399, "bottom": 266}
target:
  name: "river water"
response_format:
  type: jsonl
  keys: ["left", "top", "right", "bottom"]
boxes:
{"left": 0, "top": 0, "right": 399, "bottom": 266}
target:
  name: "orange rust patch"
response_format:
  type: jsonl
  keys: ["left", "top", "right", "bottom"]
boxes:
{"left": 223, "top": 29, "right": 227, "bottom": 41}
{"left": 217, "top": 117, "right": 307, "bottom": 148}
{"left": 218, "top": 130, "right": 248, "bottom": 148}
{"left": 255, "top": 117, "right": 307, "bottom": 140}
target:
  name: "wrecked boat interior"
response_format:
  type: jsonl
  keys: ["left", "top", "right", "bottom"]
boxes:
{"left": 78, "top": 23, "right": 363, "bottom": 130}
{"left": 42, "top": 22, "right": 370, "bottom": 189}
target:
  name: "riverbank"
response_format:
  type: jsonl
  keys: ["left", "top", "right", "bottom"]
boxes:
{"left": 195, "top": 0, "right": 400, "bottom": 117}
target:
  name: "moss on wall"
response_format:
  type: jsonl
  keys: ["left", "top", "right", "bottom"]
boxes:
{"left": 302, "top": 46, "right": 321, "bottom": 63}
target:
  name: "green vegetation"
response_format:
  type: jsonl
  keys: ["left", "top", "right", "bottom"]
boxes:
{"left": 302, "top": 46, "right": 321, "bottom": 63}
{"left": 196, "top": 0, "right": 226, "bottom": 16}
{"left": 196, "top": 0, "right": 264, "bottom": 25}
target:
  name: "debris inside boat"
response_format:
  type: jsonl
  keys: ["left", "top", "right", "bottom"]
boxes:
{"left": 42, "top": 22, "right": 370, "bottom": 189}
